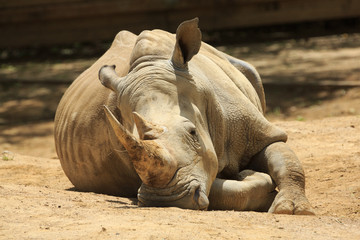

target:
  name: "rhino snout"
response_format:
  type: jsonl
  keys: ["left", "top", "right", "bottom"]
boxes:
{"left": 194, "top": 186, "right": 209, "bottom": 210}
{"left": 137, "top": 184, "right": 209, "bottom": 210}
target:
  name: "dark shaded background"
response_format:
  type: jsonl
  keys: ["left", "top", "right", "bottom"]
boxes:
{"left": 0, "top": 0, "right": 360, "bottom": 125}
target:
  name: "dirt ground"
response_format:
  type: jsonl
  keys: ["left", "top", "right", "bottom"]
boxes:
{"left": 1, "top": 33, "right": 360, "bottom": 239}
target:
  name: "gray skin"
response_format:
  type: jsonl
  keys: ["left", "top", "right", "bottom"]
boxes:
{"left": 54, "top": 18, "right": 314, "bottom": 214}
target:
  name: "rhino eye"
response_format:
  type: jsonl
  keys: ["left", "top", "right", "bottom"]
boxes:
{"left": 189, "top": 128, "right": 200, "bottom": 142}
{"left": 188, "top": 128, "right": 201, "bottom": 150}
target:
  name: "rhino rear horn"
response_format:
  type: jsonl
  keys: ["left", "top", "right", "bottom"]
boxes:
{"left": 171, "top": 18, "right": 202, "bottom": 68}
{"left": 132, "top": 112, "right": 167, "bottom": 140}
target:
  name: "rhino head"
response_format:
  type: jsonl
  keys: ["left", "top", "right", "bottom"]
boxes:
{"left": 98, "top": 18, "right": 218, "bottom": 210}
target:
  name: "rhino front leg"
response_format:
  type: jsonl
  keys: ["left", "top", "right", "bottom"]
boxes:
{"left": 208, "top": 170, "right": 277, "bottom": 211}
{"left": 250, "top": 142, "right": 315, "bottom": 215}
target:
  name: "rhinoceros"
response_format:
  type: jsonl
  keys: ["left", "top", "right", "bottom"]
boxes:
{"left": 54, "top": 18, "right": 314, "bottom": 214}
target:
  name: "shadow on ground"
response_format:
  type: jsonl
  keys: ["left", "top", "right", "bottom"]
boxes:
{"left": 1, "top": 33, "right": 359, "bottom": 124}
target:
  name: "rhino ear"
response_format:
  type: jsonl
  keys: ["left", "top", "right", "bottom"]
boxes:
{"left": 133, "top": 112, "right": 167, "bottom": 140}
{"left": 171, "top": 18, "right": 202, "bottom": 68}
{"left": 98, "top": 65, "right": 124, "bottom": 92}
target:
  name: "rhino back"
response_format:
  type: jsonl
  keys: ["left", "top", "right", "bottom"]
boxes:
{"left": 54, "top": 31, "right": 141, "bottom": 196}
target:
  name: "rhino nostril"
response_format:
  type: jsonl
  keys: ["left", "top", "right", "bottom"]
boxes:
{"left": 194, "top": 187, "right": 209, "bottom": 210}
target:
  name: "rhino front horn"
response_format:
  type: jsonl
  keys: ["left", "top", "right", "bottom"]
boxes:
{"left": 104, "top": 106, "right": 177, "bottom": 187}
{"left": 103, "top": 105, "right": 143, "bottom": 158}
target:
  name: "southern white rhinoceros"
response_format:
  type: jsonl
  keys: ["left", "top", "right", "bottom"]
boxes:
{"left": 54, "top": 18, "right": 314, "bottom": 214}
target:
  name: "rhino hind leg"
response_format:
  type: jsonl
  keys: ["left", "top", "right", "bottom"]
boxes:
{"left": 208, "top": 170, "right": 277, "bottom": 211}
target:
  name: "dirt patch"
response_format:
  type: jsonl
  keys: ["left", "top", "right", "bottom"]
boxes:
{"left": 0, "top": 121, "right": 56, "bottom": 158}
{"left": 1, "top": 117, "right": 360, "bottom": 239}
{"left": 265, "top": 86, "right": 360, "bottom": 121}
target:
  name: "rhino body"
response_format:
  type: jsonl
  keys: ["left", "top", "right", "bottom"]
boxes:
{"left": 54, "top": 19, "right": 314, "bottom": 214}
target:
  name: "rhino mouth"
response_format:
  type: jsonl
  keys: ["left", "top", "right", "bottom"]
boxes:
{"left": 137, "top": 178, "right": 209, "bottom": 210}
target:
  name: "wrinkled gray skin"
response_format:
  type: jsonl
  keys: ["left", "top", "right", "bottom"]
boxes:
{"left": 54, "top": 18, "right": 314, "bottom": 214}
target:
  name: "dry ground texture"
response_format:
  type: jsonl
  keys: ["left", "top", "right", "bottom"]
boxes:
{"left": 1, "top": 33, "right": 360, "bottom": 239}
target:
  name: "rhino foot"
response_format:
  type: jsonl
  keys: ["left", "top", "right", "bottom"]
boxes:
{"left": 269, "top": 189, "right": 315, "bottom": 215}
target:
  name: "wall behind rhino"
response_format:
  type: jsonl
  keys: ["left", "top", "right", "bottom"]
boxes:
{"left": 1, "top": 0, "right": 360, "bottom": 48}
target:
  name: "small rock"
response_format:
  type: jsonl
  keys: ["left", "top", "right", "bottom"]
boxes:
{"left": 1, "top": 151, "right": 14, "bottom": 161}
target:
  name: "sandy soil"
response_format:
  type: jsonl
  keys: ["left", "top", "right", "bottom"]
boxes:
{"left": 1, "top": 33, "right": 360, "bottom": 239}
{"left": 1, "top": 117, "right": 360, "bottom": 239}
